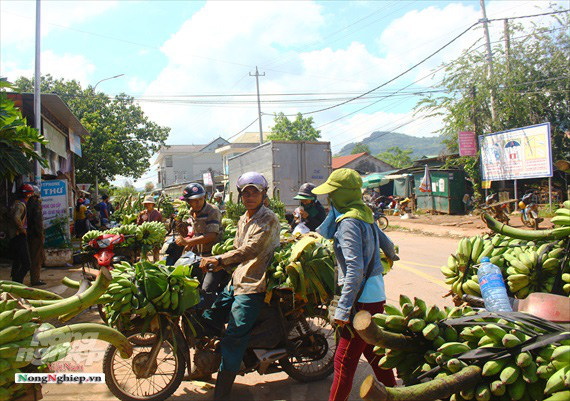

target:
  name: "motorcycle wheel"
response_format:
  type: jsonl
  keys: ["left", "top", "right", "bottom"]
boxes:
{"left": 520, "top": 214, "right": 534, "bottom": 228}
{"left": 280, "top": 308, "right": 336, "bottom": 382}
{"left": 376, "top": 216, "right": 389, "bottom": 230}
{"left": 103, "top": 329, "right": 185, "bottom": 401}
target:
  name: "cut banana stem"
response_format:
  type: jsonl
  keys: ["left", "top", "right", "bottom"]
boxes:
{"left": 353, "top": 310, "right": 419, "bottom": 351}
{"left": 34, "top": 323, "right": 132, "bottom": 359}
{"left": 31, "top": 268, "right": 112, "bottom": 321}
{"left": 483, "top": 213, "right": 570, "bottom": 240}
{"left": 360, "top": 366, "right": 482, "bottom": 401}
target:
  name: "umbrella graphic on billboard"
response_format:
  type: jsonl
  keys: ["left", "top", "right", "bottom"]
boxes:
{"left": 504, "top": 140, "right": 521, "bottom": 161}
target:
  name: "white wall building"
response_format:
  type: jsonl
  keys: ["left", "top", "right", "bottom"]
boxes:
{"left": 155, "top": 137, "right": 228, "bottom": 189}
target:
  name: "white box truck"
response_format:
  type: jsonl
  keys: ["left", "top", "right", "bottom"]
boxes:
{"left": 228, "top": 141, "right": 332, "bottom": 211}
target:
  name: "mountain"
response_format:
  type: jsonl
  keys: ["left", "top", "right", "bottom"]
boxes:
{"left": 336, "top": 132, "right": 446, "bottom": 159}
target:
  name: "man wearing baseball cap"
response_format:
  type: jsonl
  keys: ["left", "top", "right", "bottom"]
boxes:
{"left": 293, "top": 182, "right": 327, "bottom": 231}
{"left": 311, "top": 168, "right": 398, "bottom": 401}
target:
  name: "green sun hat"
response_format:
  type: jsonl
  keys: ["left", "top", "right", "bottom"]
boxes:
{"left": 313, "top": 168, "right": 363, "bottom": 195}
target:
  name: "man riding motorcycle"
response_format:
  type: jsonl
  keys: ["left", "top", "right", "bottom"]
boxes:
{"left": 199, "top": 171, "right": 281, "bottom": 401}
{"left": 175, "top": 183, "right": 226, "bottom": 309}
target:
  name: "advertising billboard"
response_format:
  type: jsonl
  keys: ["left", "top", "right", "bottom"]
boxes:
{"left": 479, "top": 123, "right": 552, "bottom": 181}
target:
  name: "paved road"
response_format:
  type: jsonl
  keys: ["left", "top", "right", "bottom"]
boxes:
{"left": 40, "top": 231, "right": 462, "bottom": 401}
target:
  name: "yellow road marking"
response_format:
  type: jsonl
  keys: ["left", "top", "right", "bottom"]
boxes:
{"left": 401, "top": 260, "right": 442, "bottom": 269}
{"left": 396, "top": 262, "right": 449, "bottom": 289}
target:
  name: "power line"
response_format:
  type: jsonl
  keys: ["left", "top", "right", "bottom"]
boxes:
{"left": 275, "top": 21, "right": 480, "bottom": 118}
{"left": 487, "top": 8, "right": 569, "bottom": 22}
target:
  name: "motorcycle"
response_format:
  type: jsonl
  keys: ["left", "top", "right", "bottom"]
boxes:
{"left": 102, "top": 251, "right": 337, "bottom": 401}
{"left": 519, "top": 192, "right": 543, "bottom": 230}
{"left": 367, "top": 202, "right": 389, "bottom": 230}
{"left": 480, "top": 194, "right": 510, "bottom": 224}
{"left": 78, "top": 233, "right": 136, "bottom": 321}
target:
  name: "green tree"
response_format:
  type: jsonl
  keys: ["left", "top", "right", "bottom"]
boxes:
{"left": 377, "top": 146, "right": 413, "bottom": 168}
{"left": 112, "top": 180, "right": 138, "bottom": 197}
{"left": 144, "top": 181, "right": 154, "bottom": 193}
{"left": 267, "top": 112, "right": 321, "bottom": 141}
{"left": 415, "top": 14, "right": 569, "bottom": 200}
{"left": 0, "top": 80, "right": 47, "bottom": 181}
{"left": 15, "top": 75, "right": 170, "bottom": 185}
{"left": 351, "top": 143, "right": 371, "bottom": 154}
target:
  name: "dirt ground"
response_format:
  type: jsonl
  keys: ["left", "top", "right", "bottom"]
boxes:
{"left": 385, "top": 211, "right": 554, "bottom": 239}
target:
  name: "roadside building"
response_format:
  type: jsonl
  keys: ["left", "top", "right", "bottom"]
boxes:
{"left": 215, "top": 131, "right": 269, "bottom": 184}
{"left": 154, "top": 137, "right": 228, "bottom": 190}
{"left": 332, "top": 152, "right": 394, "bottom": 174}
{"left": 6, "top": 93, "right": 89, "bottom": 199}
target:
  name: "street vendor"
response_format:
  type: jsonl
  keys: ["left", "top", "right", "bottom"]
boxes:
{"left": 137, "top": 195, "right": 163, "bottom": 261}
{"left": 199, "top": 172, "right": 280, "bottom": 401}
{"left": 136, "top": 195, "right": 163, "bottom": 224}
{"left": 8, "top": 184, "right": 34, "bottom": 284}
{"left": 311, "top": 168, "right": 398, "bottom": 401}
{"left": 293, "top": 182, "right": 327, "bottom": 232}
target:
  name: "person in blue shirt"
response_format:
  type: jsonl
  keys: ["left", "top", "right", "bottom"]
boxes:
{"left": 312, "top": 168, "right": 398, "bottom": 401}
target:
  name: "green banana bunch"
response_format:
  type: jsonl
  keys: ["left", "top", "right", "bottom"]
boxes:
{"left": 136, "top": 221, "right": 167, "bottom": 246}
{"left": 538, "top": 344, "right": 570, "bottom": 401}
{"left": 265, "top": 235, "right": 335, "bottom": 307}
{"left": 551, "top": 201, "right": 570, "bottom": 227}
{"left": 562, "top": 273, "right": 570, "bottom": 296}
{"left": 96, "top": 260, "right": 200, "bottom": 328}
{"left": 504, "top": 243, "right": 563, "bottom": 298}
{"left": 81, "top": 229, "right": 104, "bottom": 245}
{"left": 212, "top": 238, "right": 235, "bottom": 255}
{"left": 222, "top": 222, "right": 238, "bottom": 241}
{"left": 443, "top": 219, "right": 568, "bottom": 300}
{"left": 367, "top": 293, "right": 570, "bottom": 400}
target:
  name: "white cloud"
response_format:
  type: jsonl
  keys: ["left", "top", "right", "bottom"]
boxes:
{"left": 140, "top": 0, "right": 563, "bottom": 149}
{"left": 127, "top": 77, "right": 148, "bottom": 94}
{"left": 1, "top": 50, "right": 95, "bottom": 85}
{"left": 0, "top": 0, "right": 118, "bottom": 47}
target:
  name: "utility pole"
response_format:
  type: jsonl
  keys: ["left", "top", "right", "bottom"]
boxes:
{"left": 504, "top": 19, "right": 511, "bottom": 72}
{"left": 480, "top": 0, "right": 497, "bottom": 122}
{"left": 33, "top": 0, "right": 42, "bottom": 186}
{"left": 250, "top": 66, "right": 265, "bottom": 144}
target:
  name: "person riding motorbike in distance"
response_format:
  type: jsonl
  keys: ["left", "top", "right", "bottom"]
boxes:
{"left": 199, "top": 172, "right": 281, "bottom": 401}
{"left": 293, "top": 182, "right": 327, "bottom": 232}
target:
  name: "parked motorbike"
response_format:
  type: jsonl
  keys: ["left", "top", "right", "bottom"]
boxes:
{"left": 519, "top": 192, "right": 543, "bottom": 230}
{"left": 367, "top": 202, "right": 389, "bottom": 230}
{"left": 102, "top": 251, "right": 336, "bottom": 401}
{"left": 78, "top": 233, "right": 135, "bottom": 321}
{"left": 480, "top": 193, "right": 510, "bottom": 224}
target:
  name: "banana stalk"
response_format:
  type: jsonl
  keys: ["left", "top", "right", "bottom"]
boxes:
{"left": 360, "top": 366, "right": 482, "bottom": 401}
{"left": 0, "top": 284, "right": 63, "bottom": 300}
{"left": 61, "top": 277, "right": 81, "bottom": 289}
{"left": 483, "top": 213, "right": 570, "bottom": 240}
{"left": 31, "top": 268, "right": 112, "bottom": 321}
{"left": 34, "top": 323, "right": 132, "bottom": 359}
{"left": 353, "top": 310, "right": 419, "bottom": 351}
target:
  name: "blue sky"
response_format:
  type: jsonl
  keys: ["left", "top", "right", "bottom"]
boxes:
{"left": 1, "top": 0, "right": 564, "bottom": 186}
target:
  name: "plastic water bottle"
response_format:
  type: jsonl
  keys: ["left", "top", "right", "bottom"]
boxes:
{"left": 477, "top": 257, "right": 512, "bottom": 312}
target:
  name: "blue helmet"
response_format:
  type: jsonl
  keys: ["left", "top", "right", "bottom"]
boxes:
{"left": 182, "top": 183, "right": 206, "bottom": 200}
